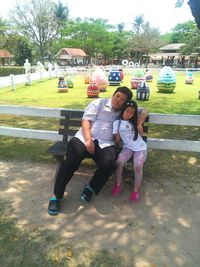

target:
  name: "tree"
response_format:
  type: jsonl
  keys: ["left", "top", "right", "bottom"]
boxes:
{"left": 0, "top": 17, "right": 10, "bottom": 48}
{"left": 54, "top": 0, "right": 69, "bottom": 40}
{"left": 57, "top": 18, "right": 114, "bottom": 64}
{"left": 176, "top": 0, "right": 200, "bottom": 29}
{"left": 117, "top": 23, "right": 125, "bottom": 33}
{"left": 10, "top": 0, "right": 61, "bottom": 63}
{"left": 129, "top": 23, "right": 163, "bottom": 66}
{"left": 133, "top": 15, "right": 144, "bottom": 33}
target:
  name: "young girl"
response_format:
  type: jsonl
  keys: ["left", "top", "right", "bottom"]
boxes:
{"left": 112, "top": 100, "right": 148, "bottom": 202}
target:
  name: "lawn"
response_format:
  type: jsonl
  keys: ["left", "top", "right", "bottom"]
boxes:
{"left": 0, "top": 69, "right": 200, "bottom": 162}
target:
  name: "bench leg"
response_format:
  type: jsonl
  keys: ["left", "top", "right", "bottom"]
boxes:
{"left": 53, "top": 155, "right": 65, "bottom": 182}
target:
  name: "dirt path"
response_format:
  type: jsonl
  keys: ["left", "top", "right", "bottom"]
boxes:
{"left": 0, "top": 160, "right": 200, "bottom": 267}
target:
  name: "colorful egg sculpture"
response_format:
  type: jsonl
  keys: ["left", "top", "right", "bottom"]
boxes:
{"left": 66, "top": 75, "right": 74, "bottom": 88}
{"left": 157, "top": 66, "right": 176, "bottom": 93}
{"left": 136, "top": 81, "right": 150, "bottom": 101}
{"left": 131, "top": 70, "right": 146, "bottom": 89}
{"left": 119, "top": 68, "right": 124, "bottom": 81}
{"left": 185, "top": 72, "right": 193, "bottom": 84}
{"left": 58, "top": 77, "right": 68, "bottom": 93}
{"left": 91, "top": 67, "right": 108, "bottom": 92}
{"left": 108, "top": 68, "right": 121, "bottom": 86}
{"left": 87, "top": 81, "right": 99, "bottom": 98}
{"left": 84, "top": 74, "right": 91, "bottom": 84}
{"left": 145, "top": 71, "right": 153, "bottom": 82}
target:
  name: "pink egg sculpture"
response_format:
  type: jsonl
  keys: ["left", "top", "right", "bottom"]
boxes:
{"left": 91, "top": 67, "right": 108, "bottom": 92}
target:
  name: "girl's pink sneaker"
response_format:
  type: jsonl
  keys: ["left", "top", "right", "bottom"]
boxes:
{"left": 111, "top": 184, "right": 122, "bottom": 196}
{"left": 130, "top": 191, "right": 140, "bottom": 202}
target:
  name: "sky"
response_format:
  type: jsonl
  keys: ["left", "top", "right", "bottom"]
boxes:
{"left": 1, "top": 0, "right": 194, "bottom": 34}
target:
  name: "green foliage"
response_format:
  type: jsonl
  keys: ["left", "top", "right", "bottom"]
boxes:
{"left": 10, "top": 0, "right": 60, "bottom": 63}
{"left": 57, "top": 18, "right": 114, "bottom": 62}
{"left": 129, "top": 23, "right": 163, "bottom": 64}
{"left": 0, "top": 66, "right": 24, "bottom": 77}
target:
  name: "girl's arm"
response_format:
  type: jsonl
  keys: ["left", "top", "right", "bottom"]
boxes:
{"left": 137, "top": 108, "right": 149, "bottom": 136}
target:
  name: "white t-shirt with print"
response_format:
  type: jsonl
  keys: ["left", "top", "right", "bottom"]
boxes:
{"left": 113, "top": 119, "right": 147, "bottom": 151}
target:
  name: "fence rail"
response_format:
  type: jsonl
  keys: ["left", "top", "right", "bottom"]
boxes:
{"left": 0, "top": 105, "right": 200, "bottom": 152}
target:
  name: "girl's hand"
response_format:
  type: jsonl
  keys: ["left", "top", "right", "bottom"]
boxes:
{"left": 137, "top": 124, "right": 143, "bottom": 135}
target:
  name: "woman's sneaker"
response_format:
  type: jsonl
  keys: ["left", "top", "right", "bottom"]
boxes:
{"left": 48, "top": 197, "right": 60, "bottom": 215}
{"left": 130, "top": 191, "right": 140, "bottom": 202}
{"left": 111, "top": 184, "right": 122, "bottom": 196}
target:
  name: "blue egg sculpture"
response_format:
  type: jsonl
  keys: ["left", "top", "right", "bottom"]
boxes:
{"left": 157, "top": 66, "right": 176, "bottom": 93}
{"left": 108, "top": 68, "right": 121, "bottom": 86}
{"left": 136, "top": 81, "right": 150, "bottom": 101}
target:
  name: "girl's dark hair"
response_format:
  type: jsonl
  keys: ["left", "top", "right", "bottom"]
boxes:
{"left": 113, "top": 86, "right": 133, "bottom": 101}
{"left": 120, "top": 100, "right": 138, "bottom": 140}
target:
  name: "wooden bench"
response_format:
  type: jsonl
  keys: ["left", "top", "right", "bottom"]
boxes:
{"left": 47, "top": 109, "right": 149, "bottom": 179}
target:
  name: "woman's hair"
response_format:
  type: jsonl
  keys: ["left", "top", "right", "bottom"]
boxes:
{"left": 119, "top": 100, "right": 138, "bottom": 140}
{"left": 113, "top": 86, "right": 133, "bottom": 101}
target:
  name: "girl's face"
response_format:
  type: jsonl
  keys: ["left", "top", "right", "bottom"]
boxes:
{"left": 122, "top": 106, "right": 135, "bottom": 121}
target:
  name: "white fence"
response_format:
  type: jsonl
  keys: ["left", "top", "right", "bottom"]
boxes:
{"left": 0, "top": 105, "right": 200, "bottom": 152}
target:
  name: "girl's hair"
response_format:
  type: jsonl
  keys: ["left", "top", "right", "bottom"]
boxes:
{"left": 120, "top": 100, "right": 138, "bottom": 140}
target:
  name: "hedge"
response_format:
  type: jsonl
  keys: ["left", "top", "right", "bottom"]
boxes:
{"left": 0, "top": 67, "right": 25, "bottom": 77}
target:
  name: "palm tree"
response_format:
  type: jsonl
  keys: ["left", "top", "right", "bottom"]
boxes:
{"left": 54, "top": 0, "right": 69, "bottom": 39}
{"left": 133, "top": 15, "right": 144, "bottom": 33}
{"left": 117, "top": 23, "right": 125, "bottom": 33}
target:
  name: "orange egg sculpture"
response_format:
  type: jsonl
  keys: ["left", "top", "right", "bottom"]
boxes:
{"left": 84, "top": 74, "right": 91, "bottom": 84}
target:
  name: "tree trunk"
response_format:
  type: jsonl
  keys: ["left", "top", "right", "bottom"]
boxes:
{"left": 188, "top": 0, "right": 200, "bottom": 29}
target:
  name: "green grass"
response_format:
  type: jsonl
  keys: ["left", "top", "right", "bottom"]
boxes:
{"left": 0, "top": 71, "right": 200, "bottom": 113}
{"left": 0, "top": 70, "right": 200, "bottom": 162}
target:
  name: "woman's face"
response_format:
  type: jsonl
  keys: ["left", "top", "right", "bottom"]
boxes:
{"left": 122, "top": 106, "right": 135, "bottom": 121}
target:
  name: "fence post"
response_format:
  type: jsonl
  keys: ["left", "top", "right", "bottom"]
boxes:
{"left": 10, "top": 74, "right": 16, "bottom": 91}
{"left": 25, "top": 73, "right": 32, "bottom": 86}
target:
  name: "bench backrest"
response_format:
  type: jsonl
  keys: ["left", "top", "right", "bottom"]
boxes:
{"left": 59, "top": 109, "right": 149, "bottom": 142}
{"left": 59, "top": 110, "right": 84, "bottom": 142}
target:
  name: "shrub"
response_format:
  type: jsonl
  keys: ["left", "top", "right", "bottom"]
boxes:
{"left": 0, "top": 67, "right": 24, "bottom": 77}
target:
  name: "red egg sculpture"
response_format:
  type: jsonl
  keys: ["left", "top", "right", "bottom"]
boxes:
{"left": 87, "top": 81, "right": 99, "bottom": 98}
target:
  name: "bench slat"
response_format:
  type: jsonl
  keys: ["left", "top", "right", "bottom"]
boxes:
{"left": 60, "top": 119, "right": 82, "bottom": 127}
{"left": 61, "top": 110, "right": 83, "bottom": 117}
{"left": 59, "top": 128, "right": 78, "bottom": 136}
{"left": 47, "top": 141, "right": 68, "bottom": 156}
